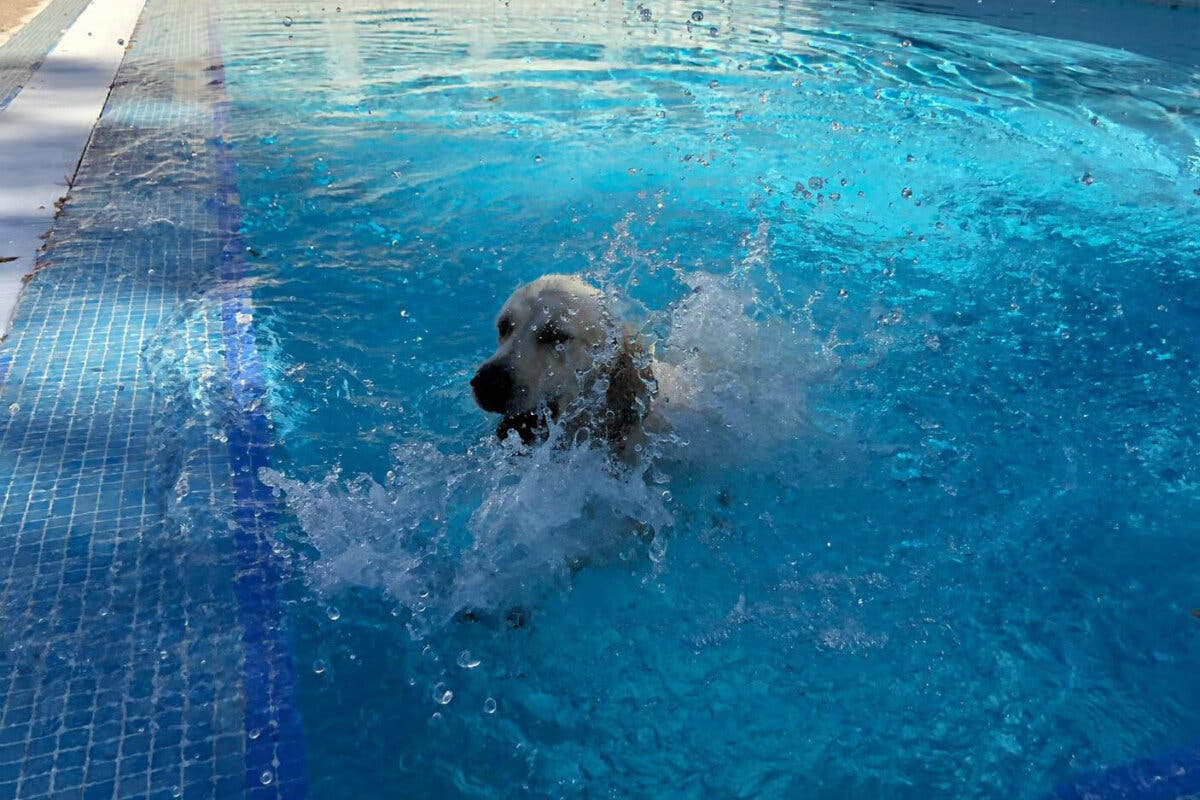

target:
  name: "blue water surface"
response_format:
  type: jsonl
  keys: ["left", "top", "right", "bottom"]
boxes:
{"left": 209, "top": 0, "right": 1200, "bottom": 796}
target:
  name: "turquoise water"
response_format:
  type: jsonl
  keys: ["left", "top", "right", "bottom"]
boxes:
{"left": 212, "top": 1, "right": 1199, "bottom": 796}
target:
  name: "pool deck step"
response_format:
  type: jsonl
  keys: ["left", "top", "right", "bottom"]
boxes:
{"left": 0, "top": 0, "right": 146, "bottom": 336}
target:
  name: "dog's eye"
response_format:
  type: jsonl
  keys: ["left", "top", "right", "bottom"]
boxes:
{"left": 536, "top": 325, "right": 571, "bottom": 346}
{"left": 497, "top": 316, "right": 514, "bottom": 339}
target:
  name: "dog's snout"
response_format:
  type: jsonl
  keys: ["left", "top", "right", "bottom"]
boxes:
{"left": 471, "top": 362, "right": 514, "bottom": 413}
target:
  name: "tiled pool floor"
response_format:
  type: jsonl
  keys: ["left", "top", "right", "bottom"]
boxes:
{"left": 0, "top": 0, "right": 305, "bottom": 797}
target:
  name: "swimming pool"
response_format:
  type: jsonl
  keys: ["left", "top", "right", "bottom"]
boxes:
{"left": 2, "top": 0, "right": 1199, "bottom": 797}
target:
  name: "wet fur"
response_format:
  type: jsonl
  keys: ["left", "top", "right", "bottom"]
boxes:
{"left": 473, "top": 275, "right": 658, "bottom": 454}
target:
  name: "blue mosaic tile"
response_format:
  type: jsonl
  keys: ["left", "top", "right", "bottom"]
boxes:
{"left": 0, "top": 0, "right": 305, "bottom": 796}
{"left": 82, "top": 781, "right": 115, "bottom": 800}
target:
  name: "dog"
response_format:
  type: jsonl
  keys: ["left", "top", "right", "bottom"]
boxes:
{"left": 470, "top": 275, "right": 660, "bottom": 453}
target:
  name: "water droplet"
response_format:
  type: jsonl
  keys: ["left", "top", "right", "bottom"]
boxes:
{"left": 312, "top": 659, "right": 327, "bottom": 675}
{"left": 483, "top": 697, "right": 498, "bottom": 714}
{"left": 457, "top": 650, "right": 481, "bottom": 669}
{"left": 327, "top": 606, "right": 341, "bottom": 621}
{"left": 260, "top": 770, "right": 273, "bottom": 786}
{"left": 282, "top": 16, "right": 293, "bottom": 26}
{"left": 691, "top": 10, "right": 704, "bottom": 21}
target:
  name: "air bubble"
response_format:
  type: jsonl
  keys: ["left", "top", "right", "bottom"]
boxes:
{"left": 484, "top": 697, "right": 498, "bottom": 714}
{"left": 457, "top": 650, "right": 481, "bottom": 669}
{"left": 260, "top": 770, "right": 273, "bottom": 786}
{"left": 900, "top": 187, "right": 913, "bottom": 199}
{"left": 312, "top": 659, "right": 327, "bottom": 675}
{"left": 327, "top": 606, "right": 341, "bottom": 621}
{"left": 7, "top": 403, "right": 18, "bottom": 414}
{"left": 282, "top": 16, "right": 293, "bottom": 26}
{"left": 691, "top": 10, "right": 704, "bottom": 21}
{"left": 434, "top": 683, "right": 453, "bottom": 704}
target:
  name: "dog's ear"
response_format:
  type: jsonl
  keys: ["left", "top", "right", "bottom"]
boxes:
{"left": 602, "top": 331, "right": 655, "bottom": 444}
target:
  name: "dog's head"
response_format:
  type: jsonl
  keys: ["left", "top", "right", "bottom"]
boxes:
{"left": 471, "top": 274, "right": 653, "bottom": 445}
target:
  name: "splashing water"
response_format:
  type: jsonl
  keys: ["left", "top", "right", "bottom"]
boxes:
{"left": 263, "top": 248, "right": 848, "bottom": 624}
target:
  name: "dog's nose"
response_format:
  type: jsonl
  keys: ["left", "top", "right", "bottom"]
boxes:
{"left": 471, "top": 362, "right": 514, "bottom": 413}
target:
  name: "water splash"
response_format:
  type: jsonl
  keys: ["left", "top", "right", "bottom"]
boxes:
{"left": 263, "top": 251, "right": 852, "bottom": 626}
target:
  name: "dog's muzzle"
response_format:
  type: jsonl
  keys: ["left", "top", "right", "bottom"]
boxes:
{"left": 470, "top": 362, "right": 514, "bottom": 414}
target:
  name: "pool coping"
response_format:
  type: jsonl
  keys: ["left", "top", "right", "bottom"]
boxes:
{"left": 0, "top": 0, "right": 144, "bottom": 337}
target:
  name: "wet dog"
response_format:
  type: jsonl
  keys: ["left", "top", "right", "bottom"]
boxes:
{"left": 470, "top": 275, "right": 658, "bottom": 454}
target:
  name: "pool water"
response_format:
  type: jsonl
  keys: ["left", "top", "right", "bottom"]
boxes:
{"left": 193, "top": 0, "right": 1200, "bottom": 796}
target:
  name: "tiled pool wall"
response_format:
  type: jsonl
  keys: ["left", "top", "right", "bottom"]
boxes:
{"left": 0, "top": 0, "right": 305, "bottom": 797}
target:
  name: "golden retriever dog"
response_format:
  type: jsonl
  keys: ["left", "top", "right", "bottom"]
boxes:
{"left": 471, "top": 275, "right": 659, "bottom": 453}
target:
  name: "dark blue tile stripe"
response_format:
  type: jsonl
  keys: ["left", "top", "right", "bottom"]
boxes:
{"left": 204, "top": 2, "right": 309, "bottom": 796}
{"left": 1052, "top": 743, "right": 1200, "bottom": 799}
